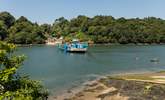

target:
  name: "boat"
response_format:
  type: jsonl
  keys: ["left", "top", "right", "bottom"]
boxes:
{"left": 150, "top": 58, "right": 159, "bottom": 62}
{"left": 58, "top": 39, "right": 88, "bottom": 53}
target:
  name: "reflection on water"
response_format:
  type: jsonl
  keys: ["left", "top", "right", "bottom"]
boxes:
{"left": 17, "top": 45, "right": 165, "bottom": 95}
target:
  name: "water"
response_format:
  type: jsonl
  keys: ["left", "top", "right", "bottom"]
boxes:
{"left": 17, "top": 45, "right": 165, "bottom": 95}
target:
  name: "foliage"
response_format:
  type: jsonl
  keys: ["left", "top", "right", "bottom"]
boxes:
{"left": 0, "top": 21, "right": 8, "bottom": 40}
{"left": 1, "top": 11, "right": 165, "bottom": 44}
{"left": 52, "top": 15, "right": 165, "bottom": 44}
{"left": 0, "top": 12, "right": 15, "bottom": 28}
{"left": 40, "top": 24, "right": 52, "bottom": 38}
{"left": 0, "top": 41, "right": 48, "bottom": 100}
{"left": 7, "top": 16, "right": 46, "bottom": 44}
{"left": 52, "top": 17, "right": 69, "bottom": 37}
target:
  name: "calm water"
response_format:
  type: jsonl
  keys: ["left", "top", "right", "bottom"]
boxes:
{"left": 17, "top": 45, "right": 165, "bottom": 95}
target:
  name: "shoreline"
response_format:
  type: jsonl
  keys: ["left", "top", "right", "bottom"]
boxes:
{"left": 13, "top": 42, "right": 165, "bottom": 47}
{"left": 52, "top": 71, "right": 165, "bottom": 100}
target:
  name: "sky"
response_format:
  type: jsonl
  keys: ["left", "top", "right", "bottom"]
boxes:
{"left": 0, "top": 0, "right": 165, "bottom": 24}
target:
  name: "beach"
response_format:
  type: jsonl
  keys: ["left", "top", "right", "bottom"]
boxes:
{"left": 53, "top": 71, "right": 165, "bottom": 100}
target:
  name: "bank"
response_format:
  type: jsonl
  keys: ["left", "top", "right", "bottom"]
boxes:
{"left": 54, "top": 71, "right": 165, "bottom": 100}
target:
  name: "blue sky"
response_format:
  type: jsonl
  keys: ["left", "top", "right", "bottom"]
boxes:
{"left": 0, "top": 0, "right": 164, "bottom": 24}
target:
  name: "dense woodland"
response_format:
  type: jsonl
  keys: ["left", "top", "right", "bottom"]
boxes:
{"left": 1, "top": 11, "right": 165, "bottom": 44}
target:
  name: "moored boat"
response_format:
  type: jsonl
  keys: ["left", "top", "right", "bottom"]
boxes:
{"left": 58, "top": 39, "right": 88, "bottom": 53}
{"left": 150, "top": 58, "right": 159, "bottom": 62}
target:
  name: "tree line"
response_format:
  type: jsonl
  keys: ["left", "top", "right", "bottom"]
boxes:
{"left": 1, "top": 11, "right": 165, "bottom": 44}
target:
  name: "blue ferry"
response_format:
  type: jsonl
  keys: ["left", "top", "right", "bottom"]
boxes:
{"left": 58, "top": 39, "right": 88, "bottom": 53}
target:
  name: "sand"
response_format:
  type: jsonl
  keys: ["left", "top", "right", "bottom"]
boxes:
{"left": 50, "top": 71, "right": 165, "bottom": 100}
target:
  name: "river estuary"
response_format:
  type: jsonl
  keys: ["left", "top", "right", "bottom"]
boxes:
{"left": 17, "top": 45, "right": 165, "bottom": 95}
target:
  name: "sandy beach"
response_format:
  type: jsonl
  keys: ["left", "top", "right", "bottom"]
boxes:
{"left": 52, "top": 71, "right": 165, "bottom": 100}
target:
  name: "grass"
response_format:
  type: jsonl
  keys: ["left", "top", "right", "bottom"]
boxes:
{"left": 156, "top": 70, "right": 165, "bottom": 73}
{"left": 117, "top": 75, "right": 154, "bottom": 81}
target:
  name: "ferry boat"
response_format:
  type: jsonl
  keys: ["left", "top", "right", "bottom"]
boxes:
{"left": 58, "top": 39, "right": 88, "bottom": 53}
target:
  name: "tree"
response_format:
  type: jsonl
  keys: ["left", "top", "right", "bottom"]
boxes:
{"left": 0, "top": 41, "right": 48, "bottom": 100}
{"left": 40, "top": 24, "right": 52, "bottom": 36}
{"left": 0, "top": 12, "right": 15, "bottom": 28}
{"left": 0, "top": 21, "right": 8, "bottom": 40}
{"left": 52, "top": 17, "right": 69, "bottom": 37}
{"left": 7, "top": 16, "right": 46, "bottom": 44}
{"left": 2, "top": 11, "right": 165, "bottom": 44}
{"left": 16, "top": 16, "right": 31, "bottom": 24}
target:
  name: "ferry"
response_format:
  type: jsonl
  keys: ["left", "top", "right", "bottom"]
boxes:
{"left": 58, "top": 39, "right": 88, "bottom": 53}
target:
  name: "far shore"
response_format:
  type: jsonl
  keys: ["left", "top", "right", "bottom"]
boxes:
{"left": 15, "top": 42, "right": 165, "bottom": 47}
{"left": 52, "top": 71, "right": 165, "bottom": 100}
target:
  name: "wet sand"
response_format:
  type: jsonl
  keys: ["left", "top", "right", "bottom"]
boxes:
{"left": 51, "top": 71, "right": 165, "bottom": 100}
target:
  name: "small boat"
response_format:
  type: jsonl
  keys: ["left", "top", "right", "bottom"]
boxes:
{"left": 58, "top": 39, "right": 88, "bottom": 53}
{"left": 150, "top": 58, "right": 159, "bottom": 62}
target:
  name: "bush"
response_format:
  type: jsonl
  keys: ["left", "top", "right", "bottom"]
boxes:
{"left": 0, "top": 41, "right": 48, "bottom": 100}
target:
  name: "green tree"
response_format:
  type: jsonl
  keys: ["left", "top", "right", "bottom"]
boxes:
{"left": 0, "top": 21, "right": 8, "bottom": 40}
{"left": 2, "top": 11, "right": 165, "bottom": 44}
{"left": 52, "top": 17, "right": 69, "bottom": 37}
{"left": 40, "top": 24, "right": 52, "bottom": 37}
{"left": 0, "top": 41, "right": 48, "bottom": 100}
{"left": 7, "top": 16, "right": 46, "bottom": 44}
{"left": 0, "top": 12, "right": 15, "bottom": 28}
